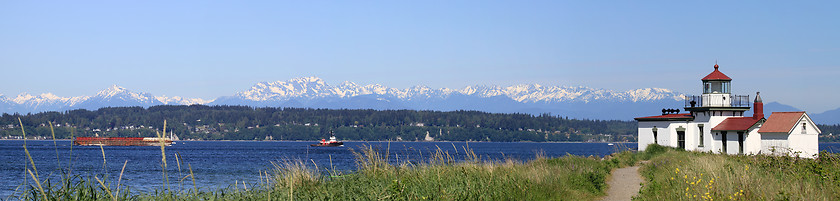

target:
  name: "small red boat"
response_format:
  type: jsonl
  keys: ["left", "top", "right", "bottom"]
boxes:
{"left": 311, "top": 132, "right": 343, "bottom": 147}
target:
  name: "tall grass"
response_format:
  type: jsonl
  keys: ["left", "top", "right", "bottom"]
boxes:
{"left": 11, "top": 141, "right": 630, "bottom": 200}
{"left": 636, "top": 144, "right": 840, "bottom": 200}
{"left": 10, "top": 120, "right": 641, "bottom": 200}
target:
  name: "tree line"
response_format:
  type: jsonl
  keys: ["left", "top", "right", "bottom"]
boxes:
{"left": 818, "top": 124, "right": 840, "bottom": 142}
{"left": 0, "top": 105, "right": 639, "bottom": 142}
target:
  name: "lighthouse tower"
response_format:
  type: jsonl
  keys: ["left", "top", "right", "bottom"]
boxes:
{"left": 685, "top": 64, "right": 753, "bottom": 154}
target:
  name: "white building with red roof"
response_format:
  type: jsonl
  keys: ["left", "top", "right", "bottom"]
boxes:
{"left": 635, "top": 64, "right": 821, "bottom": 158}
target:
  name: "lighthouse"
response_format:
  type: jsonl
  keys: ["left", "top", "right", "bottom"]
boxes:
{"left": 635, "top": 64, "right": 820, "bottom": 158}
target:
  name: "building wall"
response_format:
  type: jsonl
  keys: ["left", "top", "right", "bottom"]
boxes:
{"left": 698, "top": 111, "right": 745, "bottom": 154}
{"left": 638, "top": 121, "right": 673, "bottom": 151}
{"left": 744, "top": 126, "right": 763, "bottom": 155}
{"left": 713, "top": 128, "right": 762, "bottom": 155}
{"left": 639, "top": 121, "right": 712, "bottom": 152}
{"left": 691, "top": 113, "right": 714, "bottom": 152}
{"left": 761, "top": 132, "right": 790, "bottom": 155}
{"left": 639, "top": 110, "right": 750, "bottom": 152}
{"left": 789, "top": 118, "right": 820, "bottom": 158}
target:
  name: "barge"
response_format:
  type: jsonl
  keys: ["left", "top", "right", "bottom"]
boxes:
{"left": 74, "top": 137, "right": 174, "bottom": 146}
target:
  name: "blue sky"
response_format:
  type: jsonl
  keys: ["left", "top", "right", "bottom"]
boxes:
{"left": 1, "top": 1, "right": 838, "bottom": 112}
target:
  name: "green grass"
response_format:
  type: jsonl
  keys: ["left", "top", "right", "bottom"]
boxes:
{"left": 635, "top": 144, "right": 840, "bottom": 200}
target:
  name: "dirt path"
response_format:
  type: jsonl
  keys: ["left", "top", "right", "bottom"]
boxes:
{"left": 599, "top": 165, "right": 644, "bottom": 201}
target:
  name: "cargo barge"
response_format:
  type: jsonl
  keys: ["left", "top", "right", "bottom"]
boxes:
{"left": 74, "top": 137, "right": 174, "bottom": 146}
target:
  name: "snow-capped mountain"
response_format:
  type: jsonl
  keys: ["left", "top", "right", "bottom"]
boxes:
{"left": 72, "top": 85, "right": 163, "bottom": 109}
{"left": 223, "top": 76, "right": 685, "bottom": 104}
{"left": 0, "top": 85, "right": 209, "bottom": 114}
{"left": 155, "top": 96, "right": 211, "bottom": 105}
{"left": 0, "top": 77, "right": 715, "bottom": 120}
{"left": 204, "top": 77, "right": 689, "bottom": 119}
{"left": 11, "top": 93, "right": 87, "bottom": 112}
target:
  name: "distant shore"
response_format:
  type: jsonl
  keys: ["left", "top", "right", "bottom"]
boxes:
{"left": 0, "top": 138, "right": 635, "bottom": 143}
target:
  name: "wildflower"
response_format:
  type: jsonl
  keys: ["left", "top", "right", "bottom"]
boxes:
{"left": 671, "top": 177, "right": 674, "bottom": 180}
{"left": 686, "top": 187, "right": 689, "bottom": 191}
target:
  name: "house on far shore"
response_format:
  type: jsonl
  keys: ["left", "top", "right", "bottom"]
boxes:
{"left": 635, "top": 64, "right": 821, "bottom": 158}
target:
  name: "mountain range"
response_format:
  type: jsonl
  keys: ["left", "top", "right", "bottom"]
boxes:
{"left": 2, "top": 77, "right": 838, "bottom": 124}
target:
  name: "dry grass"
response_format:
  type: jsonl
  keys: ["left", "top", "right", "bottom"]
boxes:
{"left": 637, "top": 144, "right": 840, "bottom": 200}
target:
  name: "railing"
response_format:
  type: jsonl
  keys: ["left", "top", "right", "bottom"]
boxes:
{"left": 685, "top": 95, "right": 750, "bottom": 108}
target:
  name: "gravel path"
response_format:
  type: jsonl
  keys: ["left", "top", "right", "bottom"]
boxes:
{"left": 599, "top": 165, "right": 643, "bottom": 201}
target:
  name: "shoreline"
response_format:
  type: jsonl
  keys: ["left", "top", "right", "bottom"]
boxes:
{"left": 0, "top": 138, "right": 636, "bottom": 143}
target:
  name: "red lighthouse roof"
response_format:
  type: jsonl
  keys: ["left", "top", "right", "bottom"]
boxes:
{"left": 701, "top": 64, "right": 732, "bottom": 81}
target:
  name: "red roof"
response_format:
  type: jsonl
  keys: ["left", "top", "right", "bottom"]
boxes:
{"left": 758, "top": 112, "right": 806, "bottom": 133}
{"left": 711, "top": 117, "right": 762, "bottom": 131}
{"left": 701, "top": 64, "right": 732, "bottom": 81}
{"left": 635, "top": 113, "right": 694, "bottom": 121}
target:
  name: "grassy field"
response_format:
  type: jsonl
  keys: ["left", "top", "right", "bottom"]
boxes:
{"left": 635, "top": 144, "right": 840, "bottom": 200}
{"left": 11, "top": 144, "right": 636, "bottom": 201}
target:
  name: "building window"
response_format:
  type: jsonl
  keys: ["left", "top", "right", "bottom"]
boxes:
{"left": 698, "top": 124, "right": 705, "bottom": 147}
{"left": 677, "top": 130, "right": 686, "bottom": 149}
{"left": 721, "top": 131, "right": 728, "bottom": 153}
{"left": 652, "top": 126, "right": 658, "bottom": 144}
{"left": 802, "top": 123, "right": 807, "bottom": 134}
{"left": 737, "top": 132, "right": 744, "bottom": 154}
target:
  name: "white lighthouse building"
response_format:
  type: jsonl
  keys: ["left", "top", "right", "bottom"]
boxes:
{"left": 635, "top": 64, "right": 821, "bottom": 158}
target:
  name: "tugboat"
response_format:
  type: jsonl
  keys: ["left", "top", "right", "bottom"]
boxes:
{"left": 310, "top": 131, "right": 344, "bottom": 147}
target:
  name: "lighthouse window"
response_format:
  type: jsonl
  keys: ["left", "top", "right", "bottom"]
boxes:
{"left": 698, "top": 124, "right": 705, "bottom": 147}
{"left": 704, "top": 83, "right": 712, "bottom": 93}
{"left": 802, "top": 123, "right": 807, "bottom": 134}
{"left": 722, "top": 82, "right": 730, "bottom": 93}
{"left": 703, "top": 81, "right": 730, "bottom": 94}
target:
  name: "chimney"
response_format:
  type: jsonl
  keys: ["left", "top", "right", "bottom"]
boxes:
{"left": 753, "top": 92, "right": 763, "bottom": 119}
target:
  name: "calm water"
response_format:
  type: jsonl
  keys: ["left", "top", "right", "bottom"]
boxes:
{"left": 1, "top": 140, "right": 839, "bottom": 197}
